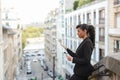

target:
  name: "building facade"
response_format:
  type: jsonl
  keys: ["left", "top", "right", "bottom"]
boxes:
{"left": 108, "top": 0, "right": 120, "bottom": 53}
{"left": 1, "top": 7, "right": 22, "bottom": 80}
{"left": 0, "top": 0, "right": 4, "bottom": 80}
{"left": 44, "top": 9, "right": 57, "bottom": 73}
{"left": 63, "top": 0, "right": 108, "bottom": 79}
{"left": 44, "top": 0, "right": 120, "bottom": 79}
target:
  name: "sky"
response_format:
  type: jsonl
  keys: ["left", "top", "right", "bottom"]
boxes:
{"left": 2, "top": 0, "right": 59, "bottom": 24}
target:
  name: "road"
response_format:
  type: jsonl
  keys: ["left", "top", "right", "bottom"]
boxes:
{"left": 17, "top": 41, "right": 56, "bottom": 80}
{"left": 31, "top": 60, "right": 49, "bottom": 80}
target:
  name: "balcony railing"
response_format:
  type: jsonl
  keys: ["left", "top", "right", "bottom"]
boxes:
{"left": 114, "top": 0, "right": 120, "bottom": 5}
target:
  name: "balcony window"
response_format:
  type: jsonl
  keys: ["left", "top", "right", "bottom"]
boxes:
{"left": 83, "top": 14, "right": 85, "bottom": 23}
{"left": 78, "top": 15, "right": 81, "bottom": 24}
{"left": 99, "top": 49, "right": 104, "bottom": 60}
{"left": 87, "top": 13, "right": 91, "bottom": 24}
{"left": 70, "top": 17, "right": 72, "bottom": 25}
{"left": 99, "top": 27, "right": 105, "bottom": 42}
{"left": 114, "top": 40, "right": 120, "bottom": 52}
{"left": 99, "top": 9, "right": 105, "bottom": 24}
{"left": 114, "top": 0, "right": 120, "bottom": 5}
{"left": 94, "top": 12, "right": 96, "bottom": 25}
{"left": 73, "top": 15, "right": 77, "bottom": 25}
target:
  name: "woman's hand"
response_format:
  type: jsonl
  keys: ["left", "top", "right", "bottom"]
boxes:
{"left": 58, "top": 39, "right": 67, "bottom": 50}
{"left": 66, "top": 55, "right": 73, "bottom": 61}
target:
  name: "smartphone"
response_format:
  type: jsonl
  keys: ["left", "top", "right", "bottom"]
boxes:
{"left": 64, "top": 52, "right": 67, "bottom": 55}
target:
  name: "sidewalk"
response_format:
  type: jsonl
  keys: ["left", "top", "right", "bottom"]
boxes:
{"left": 16, "top": 62, "right": 28, "bottom": 80}
{"left": 16, "top": 69, "right": 27, "bottom": 80}
{"left": 44, "top": 58, "right": 53, "bottom": 71}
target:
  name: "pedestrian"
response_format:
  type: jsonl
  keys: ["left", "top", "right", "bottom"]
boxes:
{"left": 59, "top": 24, "right": 95, "bottom": 80}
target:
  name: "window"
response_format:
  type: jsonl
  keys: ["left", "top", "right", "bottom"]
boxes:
{"left": 78, "top": 15, "right": 81, "bottom": 24}
{"left": 99, "top": 9, "right": 105, "bottom": 24}
{"left": 70, "top": 17, "right": 72, "bottom": 25}
{"left": 114, "top": 40, "right": 120, "bottom": 52}
{"left": 73, "top": 15, "right": 77, "bottom": 25}
{"left": 99, "top": 49, "right": 104, "bottom": 60}
{"left": 87, "top": 13, "right": 91, "bottom": 24}
{"left": 99, "top": 27, "right": 105, "bottom": 42}
{"left": 99, "top": 9, "right": 105, "bottom": 19}
{"left": 94, "top": 12, "right": 96, "bottom": 25}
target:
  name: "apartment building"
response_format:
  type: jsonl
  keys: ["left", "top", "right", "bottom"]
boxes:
{"left": 0, "top": 0, "right": 4, "bottom": 80}
{"left": 63, "top": 0, "right": 108, "bottom": 79}
{"left": 44, "top": 9, "right": 57, "bottom": 69}
{"left": 2, "top": 25, "right": 16, "bottom": 80}
{"left": 1, "top": 7, "right": 22, "bottom": 80}
{"left": 108, "top": 0, "right": 120, "bottom": 53}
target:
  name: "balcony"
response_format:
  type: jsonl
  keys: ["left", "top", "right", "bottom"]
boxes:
{"left": 89, "top": 53, "right": 120, "bottom": 80}
{"left": 109, "top": 28, "right": 120, "bottom": 37}
{"left": 114, "top": 0, "right": 120, "bottom": 5}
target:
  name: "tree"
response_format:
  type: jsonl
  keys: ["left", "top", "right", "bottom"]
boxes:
{"left": 22, "top": 26, "right": 44, "bottom": 49}
{"left": 73, "top": 0, "right": 79, "bottom": 10}
{"left": 77, "top": 0, "right": 95, "bottom": 8}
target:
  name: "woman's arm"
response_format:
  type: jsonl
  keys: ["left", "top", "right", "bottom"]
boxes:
{"left": 66, "top": 48, "right": 77, "bottom": 57}
{"left": 59, "top": 40, "right": 77, "bottom": 57}
{"left": 72, "top": 41, "right": 92, "bottom": 64}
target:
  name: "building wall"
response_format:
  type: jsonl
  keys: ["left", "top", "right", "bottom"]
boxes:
{"left": 2, "top": 6, "right": 22, "bottom": 80}
{"left": 108, "top": 0, "right": 120, "bottom": 53}
{"left": 0, "top": 0, "right": 4, "bottom": 79}
{"left": 63, "top": 0, "right": 108, "bottom": 78}
{"left": 44, "top": 10, "right": 57, "bottom": 75}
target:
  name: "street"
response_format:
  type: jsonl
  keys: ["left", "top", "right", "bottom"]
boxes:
{"left": 31, "top": 60, "right": 49, "bottom": 80}
{"left": 17, "top": 55, "right": 55, "bottom": 80}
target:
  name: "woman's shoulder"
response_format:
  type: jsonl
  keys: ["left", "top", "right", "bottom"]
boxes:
{"left": 84, "top": 38, "right": 93, "bottom": 46}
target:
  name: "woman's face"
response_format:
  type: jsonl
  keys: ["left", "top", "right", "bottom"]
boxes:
{"left": 77, "top": 28, "right": 87, "bottom": 38}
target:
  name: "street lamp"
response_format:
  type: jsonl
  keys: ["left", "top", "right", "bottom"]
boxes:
{"left": 52, "top": 53, "right": 56, "bottom": 80}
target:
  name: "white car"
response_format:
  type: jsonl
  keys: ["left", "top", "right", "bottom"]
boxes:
{"left": 33, "top": 58, "right": 38, "bottom": 62}
{"left": 27, "top": 65, "right": 32, "bottom": 74}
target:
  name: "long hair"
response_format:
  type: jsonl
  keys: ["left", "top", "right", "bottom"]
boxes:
{"left": 76, "top": 24, "right": 95, "bottom": 47}
{"left": 88, "top": 25, "right": 95, "bottom": 47}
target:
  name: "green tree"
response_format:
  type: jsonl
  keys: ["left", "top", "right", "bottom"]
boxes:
{"left": 22, "top": 26, "right": 44, "bottom": 48}
{"left": 73, "top": 0, "right": 79, "bottom": 10}
{"left": 73, "top": 0, "right": 95, "bottom": 9}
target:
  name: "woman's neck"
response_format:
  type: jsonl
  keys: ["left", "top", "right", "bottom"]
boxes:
{"left": 83, "top": 35, "right": 88, "bottom": 40}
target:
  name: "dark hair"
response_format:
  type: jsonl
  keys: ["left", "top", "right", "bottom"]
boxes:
{"left": 76, "top": 24, "right": 95, "bottom": 47}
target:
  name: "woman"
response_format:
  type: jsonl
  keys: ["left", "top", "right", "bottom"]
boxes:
{"left": 59, "top": 24, "right": 95, "bottom": 80}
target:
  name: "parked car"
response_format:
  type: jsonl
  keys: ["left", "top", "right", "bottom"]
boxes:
{"left": 33, "top": 58, "right": 38, "bottom": 62}
{"left": 26, "top": 61, "right": 32, "bottom": 74}
{"left": 47, "top": 70, "right": 56, "bottom": 78}
{"left": 43, "top": 65, "right": 48, "bottom": 71}
{"left": 40, "top": 60, "right": 48, "bottom": 71}
{"left": 27, "top": 65, "right": 32, "bottom": 74}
